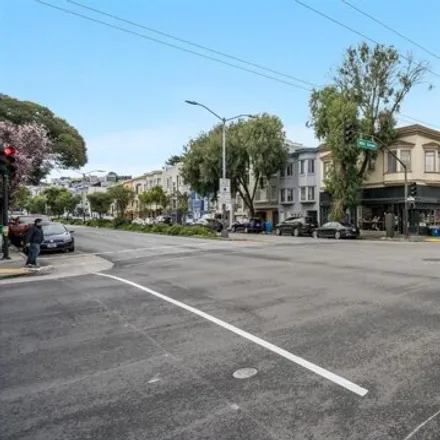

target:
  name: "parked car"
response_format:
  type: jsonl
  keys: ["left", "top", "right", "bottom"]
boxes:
{"left": 312, "top": 222, "right": 360, "bottom": 239}
{"left": 195, "top": 218, "right": 223, "bottom": 232}
{"left": 8, "top": 214, "right": 52, "bottom": 247}
{"left": 39, "top": 222, "right": 75, "bottom": 253}
{"left": 275, "top": 216, "right": 316, "bottom": 237}
{"left": 230, "top": 218, "right": 264, "bottom": 233}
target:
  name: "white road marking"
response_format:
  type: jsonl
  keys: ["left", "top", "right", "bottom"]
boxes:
{"left": 402, "top": 408, "right": 440, "bottom": 440}
{"left": 96, "top": 273, "right": 368, "bottom": 397}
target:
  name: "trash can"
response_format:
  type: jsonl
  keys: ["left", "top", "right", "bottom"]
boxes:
{"left": 432, "top": 226, "right": 440, "bottom": 237}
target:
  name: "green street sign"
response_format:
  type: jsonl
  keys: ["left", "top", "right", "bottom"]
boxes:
{"left": 357, "top": 138, "right": 377, "bottom": 151}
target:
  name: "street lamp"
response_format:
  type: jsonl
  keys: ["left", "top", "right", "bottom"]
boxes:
{"left": 75, "top": 169, "right": 106, "bottom": 222}
{"left": 185, "top": 100, "right": 256, "bottom": 237}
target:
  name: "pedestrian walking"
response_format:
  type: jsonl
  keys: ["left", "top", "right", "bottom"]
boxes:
{"left": 24, "top": 218, "right": 44, "bottom": 268}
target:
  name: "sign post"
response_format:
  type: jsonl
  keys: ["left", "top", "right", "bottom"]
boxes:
{"left": 356, "top": 139, "right": 377, "bottom": 151}
{"left": 218, "top": 178, "right": 231, "bottom": 205}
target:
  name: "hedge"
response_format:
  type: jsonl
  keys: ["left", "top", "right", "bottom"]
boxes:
{"left": 58, "top": 218, "right": 216, "bottom": 238}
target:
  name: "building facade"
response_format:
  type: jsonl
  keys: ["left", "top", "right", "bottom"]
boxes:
{"left": 278, "top": 147, "right": 320, "bottom": 224}
{"left": 318, "top": 124, "right": 440, "bottom": 232}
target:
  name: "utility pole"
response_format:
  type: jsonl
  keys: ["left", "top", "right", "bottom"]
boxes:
{"left": 185, "top": 100, "right": 256, "bottom": 238}
{"left": 1, "top": 174, "right": 10, "bottom": 259}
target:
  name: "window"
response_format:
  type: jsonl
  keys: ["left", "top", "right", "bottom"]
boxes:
{"left": 323, "top": 161, "right": 332, "bottom": 179}
{"left": 280, "top": 167, "right": 285, "bottom": 178}
{"left": 425, "top": 151, "right": 436, "bottom": 172}
{"left": 300, "top": 187, "right": 306, "bottom": 201}
{"left": 172, "top": 181, "right": 176, "bottom": 192}
{"left": 280, "top": 189, "right": 286, "bottom": 202}
{"left": 307, "top": 186, "right": 315, "bottom": 201}
{"left": 286, "top": 163, "right": 293, "bottom": 176}
{"left": 368, "top": 158, "right": 376, "bottom": 171}
{"left": 287, "top": 188, "right": 294, "bottom": 202}
{"left": 388, "top": 151, "right": 398, "bottom": 173}
{"left": 300, "top": 160, "right": 305, "bottom": 174}
{"left": 271, "top": 185, "right": 277, "bottom": 200}
{"left": 308, "top": 159, "right": 315, "bottom": 174}
{"left": 438, "top": 151, "right": 440, "bottom": 171}
{"left": 400, "top": 150, "right": 412, "bottom": 172}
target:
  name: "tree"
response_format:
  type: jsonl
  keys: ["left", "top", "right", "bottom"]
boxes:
{"left": 165, "top": 154, "right": 182, "bottom": 166}
{"left": 308, "top": 42, "right": 430, "bottom": 220}
{"left": 180, "top": 114, "right": 288, "bottom": 216}
{"left": 107, "top": 185, "right": 134, "bottom": 217}
{"left": 0, "top": 94, "right": 87, "bottom": 173}
{"left": 42, "top": 187, "right": 64, "bottom": 214}
{"left": 0, "top": 121, "right": 52, "bottom": 190}
{"left": 138, "top": 190, "right": 153, "bottom": 219}
{"left": 149, "top": 185, "right": 168, "bottom": 215}
{"left": 41, "top": 187, "right": 80, "bottom": 216}
{"left": 87, "top": 192, "right": 112, "bottom": 219}
{"left": 10, "top": 185, "right": 31, "bottom": 211}
{"left": 58, "top": 192, "right": 81, "bottom": 218}
{"left": 27, "top": 195, "right": 47, "bottom": 214}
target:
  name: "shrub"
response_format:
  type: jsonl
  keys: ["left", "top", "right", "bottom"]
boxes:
{"left": 168, "top": 225, "right": 184, "bottom": 236}
{"left": 151, "top": 224, "right": 171, "bottom": 234}
{"left": 112, "top": 217, "right": 130, "bottom": 228}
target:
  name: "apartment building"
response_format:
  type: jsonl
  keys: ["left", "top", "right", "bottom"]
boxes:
{"left": 318, "top": 124, "right": 440, "bottom": 232}
{"left": 279, "top": 147, "right": 319, "bottom": 225}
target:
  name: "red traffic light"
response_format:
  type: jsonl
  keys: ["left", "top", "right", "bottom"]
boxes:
{"left": 4, "top": 145, "right": 16, "bottom": 156}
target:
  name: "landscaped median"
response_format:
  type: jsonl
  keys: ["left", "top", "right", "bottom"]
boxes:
{"left": 58, "top": 218, "right": 218, "bottom": 238}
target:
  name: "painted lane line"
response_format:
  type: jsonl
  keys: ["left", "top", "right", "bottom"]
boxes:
{"left": 96, "top": 273, "right": 368, "bottom": 397}
{"left": 402, "top": 408, "right": 440, "bottom": 440}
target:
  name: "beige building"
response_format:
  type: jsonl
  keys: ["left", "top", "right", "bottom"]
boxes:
{"left": 318, "top": 124, "right": 440, "bottom": 233}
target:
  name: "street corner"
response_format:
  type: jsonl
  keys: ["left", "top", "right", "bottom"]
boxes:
{"left": 0, "top": 266, "right": 33, "bottom": 279}
{"left": 0, "top": 261, "right": 53, "bottom": 280}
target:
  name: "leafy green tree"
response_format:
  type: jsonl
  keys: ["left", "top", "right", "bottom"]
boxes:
{"left": 57, "top": 192, "right": 81, "bottom": 218}
{"left": 87, "top": 192, "right": 112, "bottom": 219}
{"left": 41, "top": 187, "right": 78, "bottom": 216}
{"left": 138, "top": 190, "right": 153, "bottom": 219}
{"left": 149, "top": 185, "right": 168, "bottom": 215}
{"left": 165, "top": 154, "right": 182, "bottom": 166}
{"left": 308, "top": 42, "right": 430, "bottom": 220}
{"left": 180, "top": 114, "right": 287, "bottom": 216}
{"left": 0, "top": 94, "right": 87, "bottom": 180}
{"left": 10, "top": 185, "right": 31, "bottom": 211}
{"left": 27, "top": 195, "right": 47, "bottom": 214}
{"left": 107, "top": 185, "right": 134, "bottom": 217}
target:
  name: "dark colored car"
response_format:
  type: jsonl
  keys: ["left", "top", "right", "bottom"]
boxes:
{"left": 313, "top": 221, "right": 360, "bottom": 239}
{"left": 8, "top": 214, "right": 52, "bottom": 247}
{"left": 231, "top": 218, "right": 264, "bottom": 233}
{"left": 196, "top": 218, "right": 223, "bottom": 233}
{"left": 275, "top": 216, "right": 316, "bottom": 237}
{"left": 39, "top": 222, "right": 75, "bottom": 253}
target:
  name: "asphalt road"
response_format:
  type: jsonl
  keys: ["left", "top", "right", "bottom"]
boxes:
{"left": 2, "top": 227, "right": 440, "bottom": 439}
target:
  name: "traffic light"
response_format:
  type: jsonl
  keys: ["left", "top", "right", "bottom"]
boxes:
{"left": 343, "top": 123, "right": 356, "bottom": 144}
{"left": 409, "top": 182, "right": 417, "bottom": 197}
{"left": 0, "top": 145, "right": 6, "bottom": 175}
{"left": 4, "top": 145, "right": 17, "bottom": 180}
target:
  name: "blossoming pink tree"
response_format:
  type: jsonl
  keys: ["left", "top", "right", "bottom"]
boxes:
{"left": 0, "top": 121, "right": 53, "bottom": 195}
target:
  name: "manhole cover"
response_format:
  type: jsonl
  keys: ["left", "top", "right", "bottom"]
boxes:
{"left": 233, "top": 368, "right": 258, "bottom": 379}
{"left": 423, "top": 258, "right": 440, "bottom": 262}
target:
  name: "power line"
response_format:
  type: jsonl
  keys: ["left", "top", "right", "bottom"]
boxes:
{"left": 35, "top": 0, "right": 313, "bottom": 91}
{"left": 293, "top": 0, "right": 440, "bottom": 80}
{"left": 35, "top": 1, "right": 440, "bottom": 130}
{"left": 66, "top": 0, "right": 320, "bottom": 89}
{"left": 341, "top": 0, "right": 440, "bottom": 62}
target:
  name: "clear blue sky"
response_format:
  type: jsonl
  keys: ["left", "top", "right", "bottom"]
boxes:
{"left": 2, "top": 0, "right": 439, "bottom": 178}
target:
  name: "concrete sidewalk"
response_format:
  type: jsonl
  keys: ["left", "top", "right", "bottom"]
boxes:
{"left": 0, "top": 248, "right": 39, "bottom": 279}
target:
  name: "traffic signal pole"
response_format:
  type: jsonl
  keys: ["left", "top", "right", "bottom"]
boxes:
{"left": 358, "top": 133, "right": 409, "bottom": 237}
{"left": 1, "top": 173, "right": 10, "bottom": 259}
